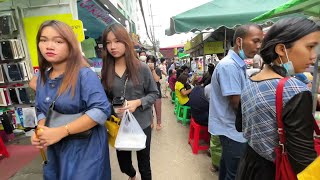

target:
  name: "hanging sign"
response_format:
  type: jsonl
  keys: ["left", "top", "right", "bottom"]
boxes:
{"left": 190, "top": 34, "right": 203, "bottom": 49}
{"left": 203, "top": 41, "right": 224, "bottom": 54}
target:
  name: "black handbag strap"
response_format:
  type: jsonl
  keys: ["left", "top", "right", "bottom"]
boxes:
{"left": 49, "top": 94, "right": 60, "bottom": 109}
{"left": 108, "top": 75, "right": 128, "bottom": 100}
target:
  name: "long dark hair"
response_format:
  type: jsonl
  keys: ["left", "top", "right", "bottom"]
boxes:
{"left": 147, "top": 55, "right": 157, "bottom": 67}
{"left": 177, "top": 73, "right": 188, "bottom": 85}
{"left": 36, "top": 20, "right": 88, "bottom": 97}
{"left": 260, "top": 17, "right": 320, "bottom": 75}
{"left": 101, "top": 23, "right": 140, "bottom": 92}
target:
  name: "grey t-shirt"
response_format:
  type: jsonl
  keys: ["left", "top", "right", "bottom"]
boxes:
{"left": 110, "top": 62, "right": 158, "bottom": 129}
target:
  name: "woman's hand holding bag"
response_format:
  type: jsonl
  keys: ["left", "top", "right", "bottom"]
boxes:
{"left": 115, "top": 110, "right": 146, "bottom": 151}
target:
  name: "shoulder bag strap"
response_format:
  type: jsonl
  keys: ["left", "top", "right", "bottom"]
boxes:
{"left": 276, "top": 77, "right": 290, "bottom": 146}
{"left": 276, "top": 77, "right": 320, "bottom": 140}
{"left": 123, "top": 76, "right": 129, "bottom": 98}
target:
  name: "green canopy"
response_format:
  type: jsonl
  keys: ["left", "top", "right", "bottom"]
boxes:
{"left": 252, "top": 0, "right": 320, "bottom": 22}
{"left": 166, "top": 0, "right": 288, "bottom": 36}
{"left": 179, "top": 53, "right": 190, "bottom": 59}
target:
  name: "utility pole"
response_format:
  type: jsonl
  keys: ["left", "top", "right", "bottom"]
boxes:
{"left": 138, "top": 0, "right": 156, "bottom": 52}
{"left": 149, "top": 3, "right": 157, "bottom": 55}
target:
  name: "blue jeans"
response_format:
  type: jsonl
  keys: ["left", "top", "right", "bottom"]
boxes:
{"left": 219, "top": 135, "right": 246, "bottom": 180}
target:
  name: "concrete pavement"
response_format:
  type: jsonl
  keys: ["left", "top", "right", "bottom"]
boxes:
{"left": 9, "top": 98, "right": 217, "bottom": 180}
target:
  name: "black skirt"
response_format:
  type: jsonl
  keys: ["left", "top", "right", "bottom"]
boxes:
{"left": 236, "top": 144, "right": 275, "bottom": 180}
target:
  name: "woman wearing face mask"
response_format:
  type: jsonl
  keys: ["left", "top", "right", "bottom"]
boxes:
{"left": 146, "top": 55, "right": 163, "bottom": 130}
{"left": 139, "top": 50, "right": 147, "bottom": 63}
{"left": 101, "top": 23, "right": 158, "bottom": 180}
{"left": 236, "top": 17, "right": 320, "bottom": 180}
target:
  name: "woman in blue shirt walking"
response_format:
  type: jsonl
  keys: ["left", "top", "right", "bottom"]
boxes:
{"left": 31, "top": 20, "right": 112, "bottom": 180}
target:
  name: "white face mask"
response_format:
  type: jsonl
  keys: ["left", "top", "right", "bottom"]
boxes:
{"left": 279, "top": 45, "right": 295, "bottom": 76}
{"left": 139, "top": 56, "right": 147, "bottom": 62}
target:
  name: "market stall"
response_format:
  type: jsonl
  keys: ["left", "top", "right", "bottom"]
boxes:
{"left": 165, "top": 0, "right": 288, "bottom": 36}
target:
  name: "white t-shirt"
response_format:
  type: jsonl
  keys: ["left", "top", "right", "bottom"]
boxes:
{"left": 204, "top": 84, "right": 211, "bottom": 101}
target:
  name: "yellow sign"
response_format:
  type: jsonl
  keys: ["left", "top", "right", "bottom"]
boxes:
{"left": 184, "top": 40, "right": 191, "bottom": 51}
{"left": 191, "top": 33, "right": 203, "bottom": 48}
{"left": 68, "top": 20, "right": 85, "bottom": 42}
{"left": 131, "top": 33, "right": 140, "bottom": 44}
{"left": 23, "top": 14, "right": 85, "bottom": 68}
{"left": 174, "top": 47, "right": 178, "bottom": 55}
{"left": 204, "top": 41, "right": 224, "bottom": 54}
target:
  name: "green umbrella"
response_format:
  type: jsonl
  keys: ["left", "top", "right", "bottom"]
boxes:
{"left": 166, "top": 0, "right": 288, "bottom": 36}
{"left": 251, "top": 0, "right": 320, "bottom": 22}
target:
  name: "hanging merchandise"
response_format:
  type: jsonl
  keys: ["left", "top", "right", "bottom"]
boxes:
{"left": 115, "top": 110, "right": 147, "bottom": 151}
{"left": 0, "top": 12, "right": 17, "bottom": 35}
{"left": 81, "top": 37, "right": 97, "bottom": 59}
{"left": 21, "top": 107, "right": 37, "bottom": 128}
{"left": 0, "top": 111, "right": 14, "bottom": 134}
{"left": 0, "top": 5, "right": 37, "bottom": 138}
{"left": 0, "top": 87, "right": 35, "bottom": 107}
{"left": 0, "top": 39, "right": 25, "bottom": 60}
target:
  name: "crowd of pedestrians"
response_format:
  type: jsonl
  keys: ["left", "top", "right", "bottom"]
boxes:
{"left": 29, "top": 16, "right": 320, "bottom": 180}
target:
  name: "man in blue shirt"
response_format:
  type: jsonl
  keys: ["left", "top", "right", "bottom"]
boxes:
{"left": 209, "top": 24, "right": 263, "bottom": 180}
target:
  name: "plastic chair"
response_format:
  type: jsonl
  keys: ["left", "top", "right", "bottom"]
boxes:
{"left": 0, "top": 137, "right": 9, "bottom": 158}
{"left": 174, "top": 97, "right": 179, "bottom": 115}
{"left": 188, "top": 117, "right": 210, "bottom": 154}
{"left": 171, "top": 91, "right": 176, "bottom": 104}
{"left": 176, "top": 103, "right": 191, "bottom": 126}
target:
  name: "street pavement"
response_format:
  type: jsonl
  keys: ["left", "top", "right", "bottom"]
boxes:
{"left": 9, "top": 98, "right": 218, "bottom": 180}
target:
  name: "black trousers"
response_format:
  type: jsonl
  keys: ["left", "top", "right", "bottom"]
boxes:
{"left": 236, "top": 144, "right": 275, "bottom": 180}
{"left": 116, "top": 126, "right": 152, "bottom": 180}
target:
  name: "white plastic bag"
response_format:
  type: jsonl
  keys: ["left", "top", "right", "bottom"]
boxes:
{"left": 115, "top": 110, "right": 147, "bottom": 151}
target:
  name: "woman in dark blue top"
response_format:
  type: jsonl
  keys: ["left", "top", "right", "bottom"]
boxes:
{"left": 31, "top": 20, "right": 112, "bottom": 180}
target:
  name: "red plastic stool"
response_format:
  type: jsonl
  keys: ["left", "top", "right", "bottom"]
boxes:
{"left": 188, "top": 117, "right": 210, "bottom": 154}
{"left": 0, "top": 137, "right": 9, "bottom": 158}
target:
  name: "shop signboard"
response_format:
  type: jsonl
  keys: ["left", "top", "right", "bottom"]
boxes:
{"left": 79, "top": 0, "right": 114, "bottom": 25}
{"left": 23, "top": 14, "right": 85, "bottom": 71}
{"left": 190, "top": 33, "right": 203, "bottom": 49}
{"left": 184, "top": 40, "right": 191, "bottom": 51}
{"left": 131, "top": 33, "right": 140, "bottom": 44}
{"left": 203, "top": 41, "right": 224, "bottom": 54}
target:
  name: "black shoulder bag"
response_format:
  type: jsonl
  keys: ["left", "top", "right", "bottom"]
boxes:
{"left": 44, "top": 95, "right": 92, "bottom": 139}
